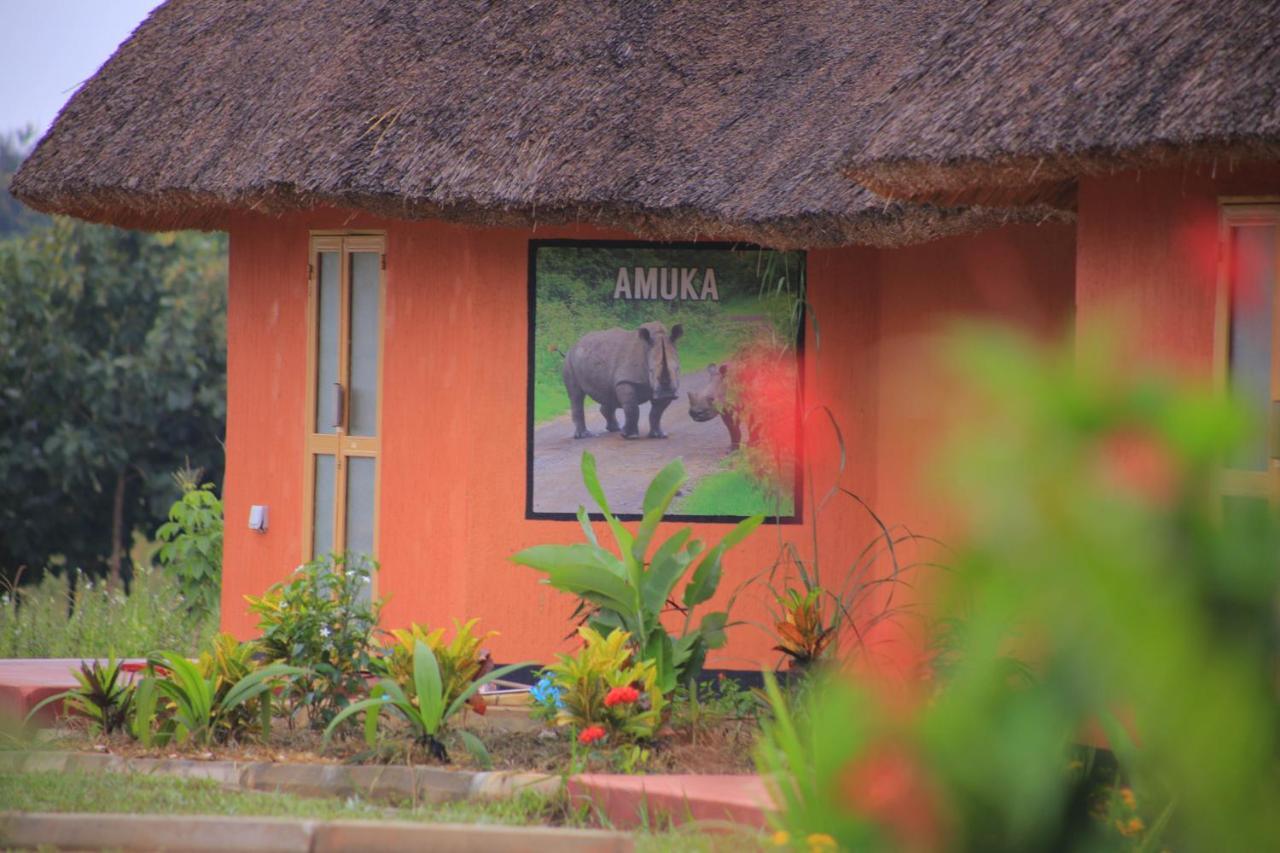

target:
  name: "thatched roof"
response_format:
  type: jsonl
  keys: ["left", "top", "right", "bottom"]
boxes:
{"left": 10, "top": 0, "right": 1066, "bottom": 249}
{"left": 845, "top": 0, "right": 1280, "bottom": 203}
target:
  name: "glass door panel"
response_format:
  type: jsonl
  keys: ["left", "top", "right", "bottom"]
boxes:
{"left": 304, "top": 235, "right": 384, "bottom": 592}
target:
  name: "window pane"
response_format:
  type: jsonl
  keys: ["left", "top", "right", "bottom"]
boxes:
{"left": 344, "top": 456, "right": 376, "bottom": 558}
{"left": 349, "top": 252, "right": 381, "bottom": 436}
{"left": 312, "top": 454, "right": 336, "bottom": 556}
{"left": 314, "top": 251, "right": 340, "bottom": 434}
{"left": 1228, "top": 224, "right": 1277, "bottom": 471}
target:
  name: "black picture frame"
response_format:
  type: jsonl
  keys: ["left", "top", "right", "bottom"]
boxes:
{"left": 525, "top": 239, "right": 806, "bottom": 524}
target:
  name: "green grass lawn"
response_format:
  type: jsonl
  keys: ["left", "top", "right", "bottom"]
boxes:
{"left": 0, "top": 770, "right": 762, "bottom": 851}
{"left": 0, "top": 770, "right": 574, "bottom": 826}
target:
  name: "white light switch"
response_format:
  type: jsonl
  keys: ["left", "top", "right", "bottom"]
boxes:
{"left": 248, "top": 505, "right": 269, "bottom": 533}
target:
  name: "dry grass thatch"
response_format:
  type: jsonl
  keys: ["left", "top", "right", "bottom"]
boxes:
{"left": 845, "top": 0, "right": 1280, "bottom": 201}
{"left": 10, "top": 0, "right": 1071, "bottom": 248}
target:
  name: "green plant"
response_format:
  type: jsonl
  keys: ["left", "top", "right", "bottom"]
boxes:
{"left": 771, "top": 588, "right": 835, "bottom": 671}
{"left": 324, "top": 639, "right": 528, "bottom": 762}
{"left": 379, "top": 619, "right": 496, "bottom": 716}
{"left": 513, "top": 453, "right": 762, "bottom": 693}
{"left": 25, "top": 656, "right": 134, "bottom": 735}
{"left": 155, "top": 471, "right": 223, "bottom": 618}
{"left": 546, "top": 626, "right": 665, "bottom": 744}
{"left": 245, "top": 552, "right": 381, "bottom": 729}
{"left": 754, "top": 327, "right": 1280, "bottom": 851}
{"left": 0, "top": 565, "right": 216, "bottom": 658}
{"left": 135, "top": 649, "right": 302, "bottom": 746}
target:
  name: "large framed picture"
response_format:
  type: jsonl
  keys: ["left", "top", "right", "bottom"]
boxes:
{"left": 526, "top": 240, "right": 805, "bottom": 522}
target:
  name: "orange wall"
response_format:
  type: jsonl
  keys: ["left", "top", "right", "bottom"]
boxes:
{"left": 222, "top": 211, "right": 1075, "bottom": 671}
{"left": 1076, "top": 162, "right": 1280, "bottom": 378}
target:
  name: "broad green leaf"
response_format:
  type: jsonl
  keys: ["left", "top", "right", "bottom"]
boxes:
{"left": 511, "top": 543, "right": 625, "bottom": 580}
{"left": 459, "top": 729, "right": 492, "bottom": 770}
{"left": 220, "top": 663, "right": 304, "bottom": 712}
{"left": 632, "top": 459, "right": 686, "bottom": 564}
{"left": 323, "top": 695, "right": 393, "bottom": 743}
{"left": 582, "top": 452, "right": 633, "bottom": 553}
{"left": 576, "top": 505, "right": 599, "bottom": 547}
{"left": 698, "top": 611, "right": 730, "bottom": 648}
{"left": 641, "top": 528, "right": 693, "bottom": 614}
{"left": 413, "top": 640, "right": 445, "bottom": 734}
{"left": 684, "top": 515, "right": 761, "bottom": 607}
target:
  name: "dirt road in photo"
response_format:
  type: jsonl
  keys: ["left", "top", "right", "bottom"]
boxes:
{"left": 531, "top": 369, "right": 731, "bottom": 515}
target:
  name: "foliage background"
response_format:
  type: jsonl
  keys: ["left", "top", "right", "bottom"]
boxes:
{"left": 531, "top": 244, "right": 803, "bottom": 424}
{"left": 0, "top": 131, "right": 227, "bottom": 588}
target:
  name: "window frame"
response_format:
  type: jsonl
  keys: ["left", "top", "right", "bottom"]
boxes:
{"left": 1214, "top": 199, "right": 1280, "bottom": 504}
{"left": 302, "top": 232, "right": 387, "bottom": 586}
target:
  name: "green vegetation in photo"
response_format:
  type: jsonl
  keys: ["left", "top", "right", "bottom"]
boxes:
{"left": 675, "top": 455, "right": 795, "bottom": 517}
{"left": 531, "top": 246, "right": 803, "bottom": 425}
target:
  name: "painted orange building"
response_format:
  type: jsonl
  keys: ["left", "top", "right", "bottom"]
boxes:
{"left": 13, "top": 1, "right": 1280, "bottom": 671}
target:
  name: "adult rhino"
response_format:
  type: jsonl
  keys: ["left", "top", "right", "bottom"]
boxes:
{"left": 563, "top": 322, "right": 683, "bottom": 439}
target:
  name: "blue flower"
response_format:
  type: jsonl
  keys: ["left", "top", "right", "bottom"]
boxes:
{"left": 530, "top": 676, "right": 564, "bottom": 708}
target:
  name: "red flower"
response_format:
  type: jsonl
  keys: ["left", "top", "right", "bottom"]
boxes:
{"left": 579, "top": 725, "right": 607, "bottom": 745}
{"left": 604, "top": 685, "right": 640, "bottom": 708}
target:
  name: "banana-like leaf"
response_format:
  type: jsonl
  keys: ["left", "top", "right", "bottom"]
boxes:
{"left": 512, "top": 543, "right": 625, "bottom": 580}
{"left": 684, "top": 515, "right": 764, "bottom": 607}
{"left": 641, "top": 528, "right": 694, "bottom": 614}
{"left": 699, "top": 611, "right": 729, "bottom": 648}
{"left": 631, "top": 459, "right": 686, "bottom": 565}
{"left": 581, "top": 452, "right": 633, "bottom": 553}
{"left": 576, "top": 505, "right": 599, "bottom": 547}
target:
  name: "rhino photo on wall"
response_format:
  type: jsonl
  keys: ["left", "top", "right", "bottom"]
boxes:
{"left": 527, "top": 240, "right": 804, "bottom": 522}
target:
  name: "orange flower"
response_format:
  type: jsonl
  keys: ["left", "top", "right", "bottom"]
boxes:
{"left": 579, "top": 725, "right": 607, "bottom": 745}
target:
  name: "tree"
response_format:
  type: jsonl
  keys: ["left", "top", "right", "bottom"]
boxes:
{"left": 0, "top": 218, "right": 227, "bottom": 587}
{"left": 0, "top": 127, "right": 50, "bottom": 237}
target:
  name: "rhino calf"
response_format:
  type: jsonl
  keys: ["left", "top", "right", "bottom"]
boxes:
{"left": 687, "top": 362, "right": 745, "bottom": 451}
{"left": 563, "top": 322, "right": 683, "bottom": 439}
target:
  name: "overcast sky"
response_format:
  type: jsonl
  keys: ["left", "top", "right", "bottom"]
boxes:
{"left": 1, "top": 1, "right": 160, "bottom": 140}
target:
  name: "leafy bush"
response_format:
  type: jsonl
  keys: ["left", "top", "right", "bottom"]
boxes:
{"left": 155, "top": 476, "right": 223, "bottom": 618}
{"left": 246, "top": 553, "right": 381, "bottom": 729}
{"left": 755, "top": 327, "right": 1280, "bottom": 851}
{"left": 326, "top": 638, "right": 527, "bottom": 763}
{"left": 26, "top": 656, "right": 134, "bottom": 735}
{"left": 545, "top": 626, "right": 664, "bottom": 744}
{"left": 513, "top": 453, "right": 761, "bottom": 693}
{"left": 379, "top": 619, "right": 496, "bottom": 716}
{"left": 0, "top": 565, "right": 215, "bottom": 658}
{"left": 135, "top": 649, "right": 301, "bottom": 746}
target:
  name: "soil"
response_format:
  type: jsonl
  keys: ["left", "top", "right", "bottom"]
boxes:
{"left": 531, "top": 369, "right": 733, "bottom": 516}
{"left": 36, "top": 712, "right": 760, "bottom": 776}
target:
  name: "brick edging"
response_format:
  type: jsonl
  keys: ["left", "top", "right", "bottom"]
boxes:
{"left": 0, "top": 812, "right": 633, "bottom": 852}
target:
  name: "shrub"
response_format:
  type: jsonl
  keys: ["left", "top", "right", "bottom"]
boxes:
{"left": 155, "top": 476, "right": 223, "bottom": 619}
{"left": 326, "top": 638, "right": 527, "bottom": 763}
{"left": 545, "top": 626, "right": 664, "bottom": 745}
{"left": 25, "top": 656, "right": 134, "bottom": 735}
{"left": 513, "top": 453, "right": 761, "bottom": 693}
{"left": 0, "top": 565, "right": 215, "bottom": 658}
{"left": 136, "top": 649, "right": 301, "bottom": 746}
{"left": 245, "top": 553, "right": 381, "bottom": 729}
{"left": 379, "top": 619, "right": 497, "bottom": 716}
